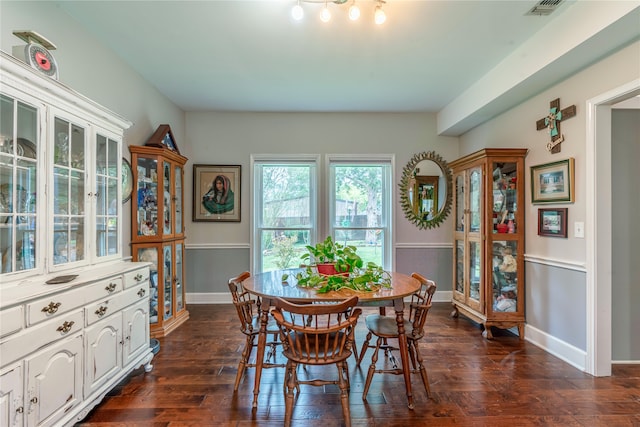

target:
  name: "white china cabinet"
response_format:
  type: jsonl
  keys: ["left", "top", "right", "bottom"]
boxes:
{"left": 0, "top": 50, "right": 153, "bottom": 427}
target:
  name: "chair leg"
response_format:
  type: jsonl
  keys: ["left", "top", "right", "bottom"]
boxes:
{"left": 336, "top": 361, "right": 352, "bottom": 427}
{"left": 357, "top": 331, "right": 373, "bottom": 367}
{"left": 284, "top": 360, "right": 297, "bottom": 427}
{"left": 234, "top": 334, "right": 254, "bottom": 391}
{"left": 412, "top": 341, "right": 431, "bottom": 398}
{"left": 362, "top": 336, "right": 382, "bottom": 401}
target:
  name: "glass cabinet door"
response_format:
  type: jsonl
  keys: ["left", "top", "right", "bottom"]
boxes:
{"left": 163, "top": 243, "right": 173, "bottom": 321}
{"left": 175, "top": 242, "right": 184, "bottom": 312}
{"left": 95, "top": 134, "right": 119, "bottom": 258}
{"left": 136, "top": 156, "right": 159, "bottom": 237}
{"left": 175, "top": 165, "right": 183, "bottom": 235}
{"left": 137, "top": 246, "right": 159, "bottom": 325}
{"left": 468, "top": 168, "right": 482, "bottom": 233}
{"left": 468, "top": 240, "right": 481, "bottom": 303}
{"left": 162, "top": 161, "right": 171, "bottom": 235}
{"left": 454, "top": 240, "right": 464, "bottom": 296}
{"left": 0, "top": 94, "right": 38, "bottom": 274}
{"left": 52, "top": 117, "right": 86, "bottom": 266}
{"left": 454, "top": 174, "right": 464, "bottom": 232}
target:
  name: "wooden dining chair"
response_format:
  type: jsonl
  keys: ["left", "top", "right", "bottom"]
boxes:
{"left": 271, "top": 295, "right": 362, "bottom": 427}
{"left": 357, "top": 273, "right": 437, "bottom": 401}
{"left": 227, "top": 271, "right": 285, "bottom": 391}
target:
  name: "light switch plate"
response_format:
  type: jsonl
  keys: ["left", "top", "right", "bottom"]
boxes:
{"left": 575, "top": 221, "right": 584, "bottom": 238}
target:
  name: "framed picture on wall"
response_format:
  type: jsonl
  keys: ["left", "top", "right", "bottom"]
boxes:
{"left": 530, "top": 158, "right": 575, "bottom": 203}
{"left": 538, "top": 208, "right": 568, "bottom": 238}
{"left": 192, "top": 164, "right": 241, "bottom": 222}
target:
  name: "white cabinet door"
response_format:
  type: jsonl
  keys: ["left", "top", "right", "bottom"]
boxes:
{"left": 25, "top": 334, "right": 82, "bottom": 427}
{"left": 84, "top": 313, "right": 122, "bottom": 398}
{"left": 123, "top": 299, "right": 150, "bottom": 366}
{"left": 0, "top": 363, "right": 24, "bottom": 427}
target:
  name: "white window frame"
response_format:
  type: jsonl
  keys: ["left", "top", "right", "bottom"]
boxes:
{"left": 326, "top": 154, "right": 394, "bottom": 271}
{"left": 251, "top": 154, "right": 320, "bottom": 273}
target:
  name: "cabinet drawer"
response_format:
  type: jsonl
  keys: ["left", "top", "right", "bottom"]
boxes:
{"left": 124, "top": 267, "right": 149, "bottom": 289}
{"left": 0, "top": 310, "right": 83, "bottom": 366}
{"left": 86, "top": 285, "right": 149, "bottom": 326}
{"left": 0, "top": 305, "right": 24, "bottom": 338}
{"left": 27, "top": 277, "right": 123, "bottom": 326}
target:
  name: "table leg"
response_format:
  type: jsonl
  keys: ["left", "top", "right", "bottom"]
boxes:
{"left": 394, "top": 298, "right": 414, "bottom": 410}
{"left": 252, "top": 304, "right": 269, "bottom": 408}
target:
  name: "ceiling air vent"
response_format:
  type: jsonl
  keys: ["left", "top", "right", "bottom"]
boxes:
{"left": 526, "top": 0, "right": 564, "bottom": 16}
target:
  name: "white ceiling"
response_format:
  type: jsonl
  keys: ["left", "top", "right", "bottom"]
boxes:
{"left": 55, "top": 1, "right": 640, "bottom": 135}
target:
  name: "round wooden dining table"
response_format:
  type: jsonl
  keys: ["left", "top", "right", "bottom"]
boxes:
{"left": 242, "top": 268, "right": 422, "bottom": 409}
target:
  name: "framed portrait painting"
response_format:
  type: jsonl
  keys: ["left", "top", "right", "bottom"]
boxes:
{"left": 193, "top": 164, "right": 241, "bottom": 222}
{"left": 538, "top": 208, "right": 568, "bottom": 238}
{"left": 530, "top": 158, "right": 575, "bottom": 204}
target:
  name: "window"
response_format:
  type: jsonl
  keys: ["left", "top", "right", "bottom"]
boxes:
{"left": 252, "top": 155, "right": 392, "bottom": 273}
{"left": 329, "top": 156, "right": 392, "bottom": 270}
{"left": 252, "top": 156, "right": 318, "bottom": 272}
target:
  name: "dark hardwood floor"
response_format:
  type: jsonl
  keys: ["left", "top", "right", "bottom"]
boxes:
{"left": 78, "top": 303, "right": 640, "bottom": 426}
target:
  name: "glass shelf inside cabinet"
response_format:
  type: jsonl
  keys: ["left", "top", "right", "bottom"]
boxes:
{"left": 163, "top": 244, "right": 173, "bottom": 321}
{"left": 492, "top": 162, "right": 518, "bottom": 234}
{"left": 136, "top": 157, "right": 159, "bottom": 236}
{"left": 469, "top": 241, "right": 481, "bottom": 301}
{"left": 138, "top": 246, "right": 159, "bottom": 324}
{"left": 469, "top": 169, "right": 481, "bottom": 233}
{"left": 492, "top": 240, "right": 518, "bottom": 312}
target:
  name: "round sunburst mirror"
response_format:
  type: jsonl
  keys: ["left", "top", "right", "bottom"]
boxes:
{"left": 399, "top": 151, "right": 453, "bottom": 229}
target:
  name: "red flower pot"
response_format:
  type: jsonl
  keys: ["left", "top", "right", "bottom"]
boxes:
{"left": 316, "top": 263, "right": 350, "bottom": 277}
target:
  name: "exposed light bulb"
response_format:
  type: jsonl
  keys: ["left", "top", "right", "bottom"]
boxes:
{"left": 320, "top": 5, "right": 331, "bottom": 22}
{"left": 292, "top": 3, "right": 304, "bottom": 20}
{"left": 374, "top": 5, "right": 386, "bottom": 25}
{"left": 348, "top": 4, "right": 360, "bottom": 21}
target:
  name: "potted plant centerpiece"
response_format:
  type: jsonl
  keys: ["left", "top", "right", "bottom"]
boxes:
{"left": 300, "top": 235, "right": 363, "bottom": 276}
{"left": 290, "top": 236, "right": 392, "bottom": 293}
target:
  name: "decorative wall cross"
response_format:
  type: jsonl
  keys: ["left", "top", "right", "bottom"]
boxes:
{"left": 536, "top": 98, "right": 576, "bottom": 153}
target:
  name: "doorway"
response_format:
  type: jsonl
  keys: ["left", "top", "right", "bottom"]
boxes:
{"left": 586, "top": 79, "right": 640, "bottom": 376}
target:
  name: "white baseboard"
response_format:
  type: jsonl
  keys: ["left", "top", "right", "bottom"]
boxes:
{"left": 187, "top": 292, "right": 232, "bottom": 304}
{"left": 525, "top": 323, "right": 587, "bottom": 372}
{"left": 187, "top": 290, "right": 453, "bottom": 305}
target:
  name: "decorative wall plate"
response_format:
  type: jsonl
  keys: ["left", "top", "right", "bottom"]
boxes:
{"left": 122, "top": 157, "right": 133, "bottom": 203}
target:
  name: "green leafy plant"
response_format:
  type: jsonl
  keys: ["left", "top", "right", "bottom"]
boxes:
{"left": 300, "top": 235, "right": 364, "bottom": 273}
{"left": 293, "top": 237, "right": 391, "bottom": 293}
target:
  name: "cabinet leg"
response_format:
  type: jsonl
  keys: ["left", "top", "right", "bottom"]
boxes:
{"left": 517, "top": 323, "right": 525, "bottom": 340}
{"left": 482, "top": 324, "right": 494, "bottom": 340}
{"left": 450, "top": 305, "right": 459, "bottom": 318}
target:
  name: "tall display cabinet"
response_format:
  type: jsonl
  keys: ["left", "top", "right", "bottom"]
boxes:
{"left": 0, "top": 50, "right": 152, "bottom": 427}
{"left": 130, "top": 125, "right": 189, "bottom": 338}
{"left": 449, "top": 148, "right": 528, "bottom": 339}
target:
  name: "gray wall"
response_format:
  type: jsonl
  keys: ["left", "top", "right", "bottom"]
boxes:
{"left": 184, "top": 112, "right": 460, "bottom": 297}
{"left": 611, "top": 109, "right": 640, "bottom": 361}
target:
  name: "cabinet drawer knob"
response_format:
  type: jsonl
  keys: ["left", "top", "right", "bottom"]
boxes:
{"left": 105, "top": 282, "right": 117, "bottom": 292}
{"left": 56, "top": 320, "right": 75, "bottom": 334}
{"left": 137, "top": 288, "right": 146, "bottom": 297}
{"left": 30, "top": 397, "right": 38, "bottom": 404}
{"left": 16, "top": 406, "right": 24, "bottom": 414}
{"left": 134, "top": 273, "right": 143, "bottom": 281}
{"left": 42, "top": 301, "right": 62, "bottom": 314}
{"left": 95, "top": 306, "right": 108, "bottom": 317}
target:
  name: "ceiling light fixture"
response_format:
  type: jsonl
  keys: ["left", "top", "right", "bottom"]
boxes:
{"left": 291, "top": 0, "right": 387, "bottom": 25}
{"left": 348, "top": 1, "right": 361, "bottom": 21}
{"left": 374, "top": 0, "right": 386, "bottom": 25}
{"left": 292, "top": 0, "right": 304, "bottom": 20}
{"left": 320, "top": 2, "right": 332, "bottom": 22}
